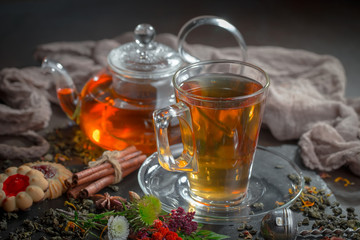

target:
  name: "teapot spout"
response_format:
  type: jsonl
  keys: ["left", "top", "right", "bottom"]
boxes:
{"left": 42, "top": 58, "right": 79, "bottom": 120}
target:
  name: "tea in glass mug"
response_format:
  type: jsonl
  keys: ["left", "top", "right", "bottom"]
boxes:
{"left": 153, "top": 60, "right": 269, "bottom": 208}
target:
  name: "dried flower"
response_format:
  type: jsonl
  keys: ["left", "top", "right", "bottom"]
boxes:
{"left": 147, "top": 219, "right": 181, "bottom": 240}
{"left": 163, "top": 231, "right": 181, "bottom": 240}
{"left": 56, "top": 194, "right": 229, "bottom": 240}
{"left": 319, "top": 172, "right": 331, "bottom": 179}
{"left": 137, "top": 195, "right": 162, "bottom": 226}
{"left": 92, "top": 192, "right": 126, "bottom": 211}
{"left": 334, "top": 177, "right": 353, "bottom": 187}
{"left": 129, "top": 191, "right": 141, "bottom": 202}
{"left": 107, "top": 215, "right": 130, "bottom": 240}
{"left": 167, "top": 207, "right": 197, "bottom": 235}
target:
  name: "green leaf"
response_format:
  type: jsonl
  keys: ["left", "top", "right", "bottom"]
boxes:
{"left": 74, "top": 210, "right": 78, "bottom": 221}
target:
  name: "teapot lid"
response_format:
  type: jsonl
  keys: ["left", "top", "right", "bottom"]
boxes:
{"left": 108, "top": 24, "right": 182, "bottom": 79}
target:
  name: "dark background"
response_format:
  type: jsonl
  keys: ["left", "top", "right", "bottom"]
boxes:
{"left": 0, "top": 0, "right": 359, "bottom": 97}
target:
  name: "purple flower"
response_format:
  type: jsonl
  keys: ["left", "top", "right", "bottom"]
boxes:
{"left": 167, "top": 207, "right": 198, "bottom": 235}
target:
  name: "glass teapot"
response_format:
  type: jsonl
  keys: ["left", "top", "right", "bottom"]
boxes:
{"left": 42, "top": 16, "right": 247, "bottom": 154}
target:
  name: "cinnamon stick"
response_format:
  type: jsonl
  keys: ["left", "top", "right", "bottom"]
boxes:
{"left": 68, "top": 145, "right": 147, "bottom": 199}
{"left": 75, "top": 167, "right": 114, "bottom": 185}
{"left": 71, "top": 154, "right": 145, "bottom": 188}
{"left": 119, "top": 154, "right": 147, "bottom": 170}
{"left": 79, "top": 175, "right": 115, "bottom": 198}
{"left": 64, "top": 177, "right": 73, "bottom": 188}
{"left": 67, "top": 182, "right": 91, "bottom": 199}
{"left": 73, "top": 146, "right": 140, "bottom": 180}
{"left": 122, "top": 164, "right": 143, "bottom": 179}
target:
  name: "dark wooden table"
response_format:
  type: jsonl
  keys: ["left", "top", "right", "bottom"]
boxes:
{"left": 1, "top": 0, "right": 359, "bottom": 239}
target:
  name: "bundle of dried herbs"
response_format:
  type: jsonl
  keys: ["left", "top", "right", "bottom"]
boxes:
{"left": 56, "top": 192, "right": 229, "bottom": 240}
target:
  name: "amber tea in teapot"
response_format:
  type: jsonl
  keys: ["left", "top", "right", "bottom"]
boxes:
{"left": 58, "top": 71, "right": 180, "bottom": 154}
{"left": 44, "top": 24, "right": 183, "bottom": 154}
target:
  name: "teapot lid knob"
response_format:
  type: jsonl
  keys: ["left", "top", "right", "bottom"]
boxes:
{"left": 134, "top": 24, "right": 155, "bottom": 47}
{"left": 107, "top": 23, "right": 182, "bottom": 79}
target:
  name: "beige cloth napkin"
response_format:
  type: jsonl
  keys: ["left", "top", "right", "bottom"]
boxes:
{"left": 0, "top": 33, "right": 359, "bottom": 176}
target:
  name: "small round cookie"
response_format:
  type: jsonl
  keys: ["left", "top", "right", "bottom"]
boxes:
{"left": 24, "top": 161, "right": 73, "bottom": 199}
{"left": 0, "top": 166, "right": 48, "bottom": 212}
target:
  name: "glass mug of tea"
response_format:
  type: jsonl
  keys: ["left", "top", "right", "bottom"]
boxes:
{"left": 153, "top": 60, "right": 270, "bottom": 208}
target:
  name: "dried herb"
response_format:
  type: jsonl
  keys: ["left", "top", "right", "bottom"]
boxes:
{"left": 304, "top": 176, "right": 312, "bottom": 185}
{"left": 302, "top": 217, "right": 310, "bottom": 226}
{"left": 44, "top": 125, "right": 103, "bottom": 165}
{"left": 57, "top": 193, "right": 229, "bottom": 240}
{"left": 287, "top": 173, "right": 301, "bottom": 185}
{"left": 237, "top": 175, "right": 359, "bottom": 240}
{"left": 1, "top": 198, "right": 97, "bottom": 240}
{"left": 3, "top": 212, "right": 18, "bottom": 220}
{"left": 0, "top": 218, "right": 7, "bottom": 231}
{"left": 289, "top": 177, "right": 360, "bottom": 239}
{"left": 251, "top": 202, "right": 264, "bottom": 211}
{"left": 237, "top": 223, "right": 260, "bottom": 240}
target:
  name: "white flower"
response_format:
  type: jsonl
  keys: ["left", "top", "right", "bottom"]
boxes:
{"left": 107, "top": 215, "right": 130, "bottom": 240}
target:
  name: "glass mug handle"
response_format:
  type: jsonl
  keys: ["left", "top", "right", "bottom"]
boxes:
{"left": 153, "top": 102, "right": 196, "bottom": 172}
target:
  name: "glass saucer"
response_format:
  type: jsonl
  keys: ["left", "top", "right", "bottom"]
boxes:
{"left": 138, "top": 144, "right": 304, "bottom": 224}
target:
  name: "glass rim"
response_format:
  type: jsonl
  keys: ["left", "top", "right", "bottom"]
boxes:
{"left": 173, "top": 59, "right": 270, "bottom": 102}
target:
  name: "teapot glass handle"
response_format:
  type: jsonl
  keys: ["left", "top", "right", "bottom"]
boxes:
{"left": 177, "top": 15, "right": 247, "bottom": 63}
